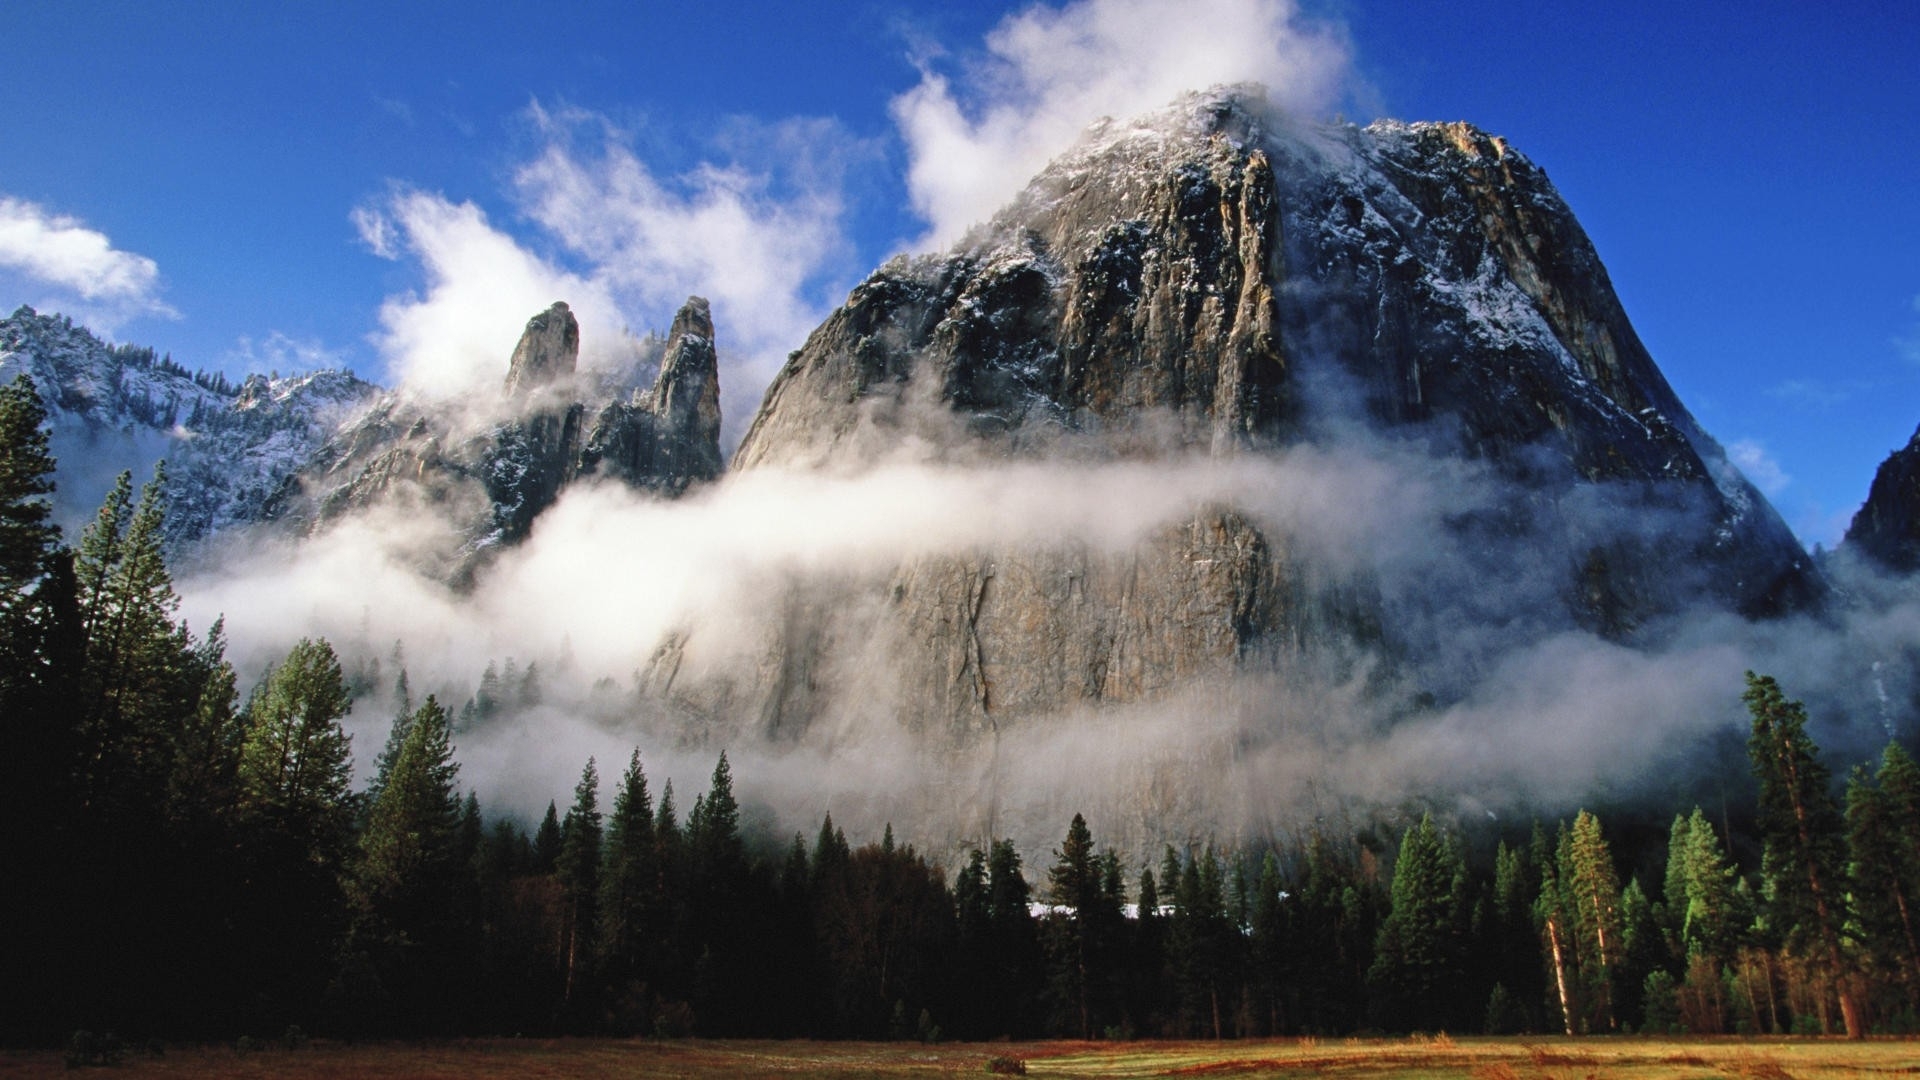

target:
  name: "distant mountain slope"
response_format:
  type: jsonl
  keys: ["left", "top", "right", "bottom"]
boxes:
{"left": 0, "top": 305, "right": 379, "bottom": 549}
{"left": 1845, "top": 424, "right": 1920, "bottom": 572}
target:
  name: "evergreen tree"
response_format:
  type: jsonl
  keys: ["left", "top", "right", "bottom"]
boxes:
{"left": 1744, "top": 671, "right": 1862, "bottom": 1036}
{"left": 1368, "top": 814, "right": 1467, "bottom": 1032}
{"left": 0, "top": 374, "right": 56, "bottom": 602}
{"left": 1846, "top": 747, "right": 1920, "bottom": 1017}
{"left": 986, "top": 837, "right": 1041, "bottom": 1036}
{"left": 534, "top": 800, "right": 563, "bottom": 873}
{"left": 1668, "top": 807, "right": 1742, "bottom": 962}
{"left": 348, "top": 695, "right": 464, "bottom": 1032}
{"left": 1248, "top": 852, "right": 1286, "bottom": 1035}
{"left": 598, "top": 749, "right": 656, "bottom": 985}
{"left": 238, "top": 637, "right": 355, "bottom": 840}
{"left": 1558, "top": 810, "right": 1624, "bottom": 1032}
{"left": 557, "top": 757, "right": 603, "bottom": 1009}
{"left": 1043, "top": 814, "right": 1123, "bottom": 1037}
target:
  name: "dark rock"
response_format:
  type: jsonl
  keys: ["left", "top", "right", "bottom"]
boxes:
{"left": 580, "top": 296, "right": 723, "bottom": 495}
{"left": 1845, "top": 425, "right": 1920, "bottom": 572}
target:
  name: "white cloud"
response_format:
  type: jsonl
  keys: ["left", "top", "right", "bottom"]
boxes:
{"left": 225, "top": 331, "right": 349, "bottom": 377}
{"left": 890, "top": 0, "right": 1353, "bottom": 246}
{"left": 0, "top": 195, "right": 177, "bottom": 327}
{"left": 1728, "top": 437, "right": 1790, "bottom": 496}
{"left": 513, "top": 105, "right": 855, "bottom": 433}
{"left": 1898, "top": 292, "right": 1920, "bottom": 364}
{"left": 353, "top": 104, "right": 856, "bottom": 436}
{"left": 352, "top": 188, "right": 624, "bottom": 401}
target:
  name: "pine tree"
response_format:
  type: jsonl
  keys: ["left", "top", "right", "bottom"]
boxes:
{"left": 73, "top": 465, "right": 194, "bottom": 816}
{"left": 598, "top": 749, "right": 656, "bottom": 981}
{"left": 1670, "top": 807, "right": 1741, "bottom": 962}
{"left": 1846, "top": 747, "right": 1920, "bottom": 1015}
{"left": 1043, "top": 814, "right": 1122, "bottom": 1037}
{"left": 0, "top": 374, "right": 56, "bottom": 602}
{"left": 1744, "top": 671, "right": 1862, "bottom": 1037}
{"left": 557, "top": 757, "right": 602, "bottom": 1007}
{"left": 238, "top": 637, "right": 355, "bottom": 843}
{"left": 350, "top": 694, "right": 465, "bottom": 1030}
{"left": 1369, "top": 814, "right": 1467, "bottom": 1032}
{"left": 534, "top": 800, "right": 562, "bottom": 873}
{"left": 1559, "top": 810, "right": 1624, "bottom": 1032}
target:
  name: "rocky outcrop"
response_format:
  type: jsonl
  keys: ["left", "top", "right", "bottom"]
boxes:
{"left": 580, "top": 297, "right": 724, "bottom": 495}
{"left": 503, "top": 301, "right": 580, "bottom": 398}
{"left": 269, "top": 297, "right": 722, "bottom": 577}
{"left": 703, "top": 88, "right": 1816, "bottom": 742}
{"left": 1845, "top": 425, "right": 1920, "bottom": 572}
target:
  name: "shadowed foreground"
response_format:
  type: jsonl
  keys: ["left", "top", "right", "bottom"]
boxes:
{"left": 5, "top": 1036, "right": 1918, "bottom": 1078}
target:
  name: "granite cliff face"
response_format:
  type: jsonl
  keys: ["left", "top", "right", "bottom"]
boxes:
{"left": 581, "top": 296, "right": 725, "bottom": 495}
{"left": 1845, "top": 425, "right": 1920, "bottom": 573}
{"left": 270, "top": 297, "right": 721, "bottom": 578}
{"left": 683, "top": 89, "right": 1814, "bottom": 744}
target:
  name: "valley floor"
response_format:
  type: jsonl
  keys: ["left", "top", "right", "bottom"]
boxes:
{"left": 3, "top": 1035, "right": 1915, "bottom": 1078}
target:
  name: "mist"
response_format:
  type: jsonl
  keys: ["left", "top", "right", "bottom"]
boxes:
{"left": 173, "top": 391, "right": 1920, "bottom": 864}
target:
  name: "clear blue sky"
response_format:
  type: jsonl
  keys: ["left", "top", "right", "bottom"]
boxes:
{"left": 1, "top": 0, "right": 1915, "bottom": 547}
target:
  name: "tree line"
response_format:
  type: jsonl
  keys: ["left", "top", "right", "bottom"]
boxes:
{"left": 6, "top": 372, "right": 1920, "bottom": 1043}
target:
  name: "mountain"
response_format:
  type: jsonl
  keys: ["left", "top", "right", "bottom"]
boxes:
{"left": 668, "top": 88, "right": 1817, "bottom": 747}
{"left": 1844, "top": 424, "right": 1920, "bottom": 572}
{"left": 0, "top": 305, "right": 378, "bottom": 549}
{"left": 263, "top": 297, "right": 723, "bottom": 581}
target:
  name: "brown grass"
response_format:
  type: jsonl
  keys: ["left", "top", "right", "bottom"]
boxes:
{"left": 1, "top": 1034, "right": 1916, "bottom": 1079}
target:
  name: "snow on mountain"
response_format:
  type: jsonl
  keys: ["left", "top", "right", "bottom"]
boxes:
{"left": 0, "top": 305, "right": 380, "bottom": 550}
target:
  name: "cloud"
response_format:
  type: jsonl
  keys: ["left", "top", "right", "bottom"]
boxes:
{"left": 352, "top": 104, "right": 860, "bottom": 439}
{"left": 1765, "top": 378, "right": 1856, "bottom": 409}
{"left": 513, "top": 104, "right": 860, "bottom": 436}
{"left": 352, "top": 187, "right": 624, "bottom": 402}
{"left": 890, "top": 0, "right": 1354, "bottom": 246}
{"left": 225, "top": 331, "right": 349, "bottom": 377}
{"left": 1728, "top": 438, "right": 1790, "bottom": 495}
{"left": 1898, "top": 292, "right": 1920, "bottom": 365}
{"left": 0, "top": 195, "right": 178, "bottom": 327}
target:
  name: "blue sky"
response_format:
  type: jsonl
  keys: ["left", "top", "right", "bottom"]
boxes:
{"left": 1, "top": 0, "right": 1915, "bottom": 547}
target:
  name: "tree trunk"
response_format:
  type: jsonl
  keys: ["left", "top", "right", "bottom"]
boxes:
{"left": 1546, "top": 915, "right": 1575, "bottom": 1036}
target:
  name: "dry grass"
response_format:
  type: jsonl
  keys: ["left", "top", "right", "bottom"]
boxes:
{"left": 0, "top": 1035, "right": 1916, "bottom": 1079}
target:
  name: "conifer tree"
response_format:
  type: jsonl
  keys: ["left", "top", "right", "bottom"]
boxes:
{"left": 557, "top": 756, "right": 602, "bottom": 1006}
{"left": 534, "top": 800, "right": 562, "bottom": 873}
{"left": 1369, "top": 814, "right": 1467, "bottom": 1032}
{"left": 1744, "top": 671, "right": 1862, "bottom": 1036}
{"left": 1559, "top": 810, "right": 1624, "bottom": 1032}
{"left": 0, "top": 373, "right": 56, "bottom": 603}
{"left": 350, "top": 694, "right": 465, "bottom": 1031}
{"left": 1669, "top": 807, "right": 1741, "bottom": 962}
{"left": 598, "top": 749, "right": 656, "bottom": 979}
{"left": 1846, "top": 748, "right": 1920, "bottom": 1014}
{"left": 238, "top": 637, "right": 355, "bottom": 842}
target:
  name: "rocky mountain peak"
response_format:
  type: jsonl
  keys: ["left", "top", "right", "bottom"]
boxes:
{"left": 691, "top": 86, "right": 1820, "bottom": 754}
{"left": 502, "top": 301, "right": 579, "bottom": 398}
{"left": 1844, "top": 424, "right": 1920, "bottom": 572}
{"left": 579, "top": 295, "right": 724, "bottom": 496}
{"left": 649, "top": 295, "right": 721, "bottom": 452}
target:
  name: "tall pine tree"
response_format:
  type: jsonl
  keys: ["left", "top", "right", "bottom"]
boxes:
{"left": 1745, "top": 671, "right": 1862, "bottom": 1037}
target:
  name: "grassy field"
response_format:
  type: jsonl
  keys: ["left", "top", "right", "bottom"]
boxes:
{"left": 3, "top": 1034, "right": 1917, "bottom": 1078}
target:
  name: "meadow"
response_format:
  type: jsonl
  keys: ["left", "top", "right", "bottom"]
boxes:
{"left": 5, "top": 1035, "right": 1917, "bottom": 1079}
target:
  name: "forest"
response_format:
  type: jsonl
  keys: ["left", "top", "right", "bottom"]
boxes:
{"left": 5, "top": 371, "right": 1920, "bottom": 1047}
